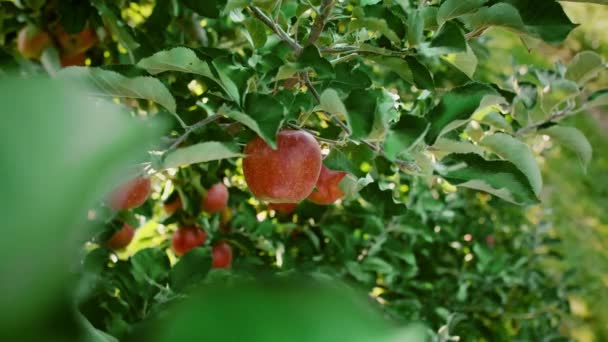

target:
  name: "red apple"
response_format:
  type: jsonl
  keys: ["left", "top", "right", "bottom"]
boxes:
{"left": 56, "top": 26, "right": 98, "bottom": 56}
{"left": 172, "top": 226, "right": 207, "bottom": 256}
{"left": 202, "top": 183, "right": 229, "bottom": 213}
{"left": 106, "top": 223, "right": 134, "bottom": 250}
{"left": 107, "top": 177, "right": 151, "bottom": 211}
{"left": 17, "top": 26, "right": 51, "bottom": 59}
{"left": 268, "top": 202, "right": 297, "bottom": 215}
{"left": 243, "top": 130, "right": 322, "bottom": 203}
{"left": 212, "top": 241, "right": 233, "bottom": 269}
{"left": 163, "top": 194, "right": 182, "bottom": 215}
{"left": 307, "top": 164, "right": 348, "bottom": 205}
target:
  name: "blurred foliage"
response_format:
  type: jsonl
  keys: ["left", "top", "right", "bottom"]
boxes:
{"left": 0, "top": 1, "right": 607, "bottom": 341}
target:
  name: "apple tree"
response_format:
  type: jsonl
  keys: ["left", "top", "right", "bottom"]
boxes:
{"left": 1, "top": 0, "right": 607, "bottom": 341}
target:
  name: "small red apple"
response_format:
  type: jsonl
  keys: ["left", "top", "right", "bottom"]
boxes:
{"left": 268, "top": 202, "right": 297, "bottom": 215}
{"left": 56, "top": 26, "right": 98, "bottom": 56}
{"left": 106, "top": 223, "right": 134, "bottom": 250}
{"left": 107, "top": 177, "right": 151, "bottom": 211}
{"left": 172, "top": 226, "right": 207, "bottom": 256}
{"left": 17, "top": 26, "right": 51, "bottom": 59}
{"left": 243, "top": 130, "right": 322, "bottom": 203}
{"left": 212, "top": 241, "right": 233, "bottom": 269}
{"left": 307, "top": 164, "right": 347, "bottom": 205}
{"left": 163, "top": 194, "right": 182, "bottom": 215}
{"left": 202, "top": 183, "right": 229, "bottom": 213}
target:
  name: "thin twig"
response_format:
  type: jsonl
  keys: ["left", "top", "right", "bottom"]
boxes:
{"left": 306, "top": 0, "right": 336, "bottom": 46}
{"left": 301, "top": 72, "right": 351, "bottom": 134}
{"left": 249, "top": 6, "right": 303, "bottom": 55}
{"left": 360, "top": 140, "right": 419, "bottom": 172}
{"left": 167, "top": 114, "right": 221, "bottom": 151}
{"left": 516, "top": 102, "right": 576, "bottom": 136}
{"left": 287, "top": 123, "right": 344, "bottom": 145}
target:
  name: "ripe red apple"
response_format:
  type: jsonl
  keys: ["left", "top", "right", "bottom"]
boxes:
{"left": 211, "top": 241, "right": 232, "bottom": 269}
{"left": 243, "top": 130, "right": 322, "bottom": 203}
{"left": 172, "top": 226, "right": 207, "bottom": 256}
{"left": 56, "top": 26, "right": 98, "bottom": 56}
{"left": 307, "top": 164, "right": 348, "bottom": 205}
{"left": 202, "top": 183, "right": 229, "bottom": 213}
{"left": 107, "top": 177, "right": 151, "bottom": 211}
{"left": 106, "top": 223, "right": 134, "bottom": 250}
{"left": 268, "top": 202, "right": 297, "bottom": 215}
{"left": 60, "top": 52, "right": 86, "bottom": 67}
{"left": 17, "top": 26, "right": 51, "bottom": 59}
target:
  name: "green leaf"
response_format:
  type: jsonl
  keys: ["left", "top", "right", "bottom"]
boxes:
{"left": 407, "top": 9, "right": 424, "bottom": 47}
{"left": 137, "top": 47, "right": 215, "bottom": 77}
{"left": 179, "top": 0, "right": 225, "bottom": 18}
{"left": 461, "top": 3, "right": 526, "bottom": 34}
{"left": 478, "top": 111, "right": 513, "bottom": 132}
{"left": 243, "top": 17, "right": 268, "bottom": 49}
{"left": 163, "top": 142, "right": 242, "bottom": 169}
{"left": 320, "top": 88, "right": 347, "bottom": 119}
{"left": 169, "top": 247, "right": 213, "bottom": 292}
{"left": 293, "top": 45, "right": 334, "bottom": 79}
{"left": 0, "top": 76, "right": 161, "bottom": 338}
{"left": 541, "top": 126, "right": 592, "bottom": 171}
{"left": 565, "top": 51, "right": 606, "bottom": 85}
{"left": 330, "top": 63, "right": 372, "bottom": 91}
{"left": 92, "top": 0, "right": 140, "bottom": 54}
{"left": 148, "top": 278, "right": 409, "bottom": 342}
{"left": 324, "top": 142, "right": 376, "bottom": 178}
{"left": 58, "top": 0, "right": 92, "bottom": 33}
{"left": 344, "top": 89, "right": 377, "bottom": 139}
{"left": 349, "top": 17, "right": 401, "bottom": 46}
{"left": 225, "top": 0, "right": 250, "bottom": 12}
{"left": 222, "top": 93, "right": 285, "bottom": 148}
{"left": 57, "top": 67, "right": 177, "bottom": 113}
{"left": 480, "top": 132, "right": 542, "bottom": 196}
{"left": 503, "top": 0, "right": 578, "bottom": 45}
{"left": 437, "top": 0, "right": 488, "bottom": 26}
{"left": 360, "top": 182, "right": 407, "bottom": 216}
{"left": 586, "top": 89, "right": 608, "bottom": 109}
{"left": 441, "top": 43, "right": 478, "bottom": 78}
{"left": 432, "top": 138, "right": 486, "bottom": 159}
{"left": 440, "top": 153, "right": 539, "bottom": 205}
{"left": 426, "top": 82, "right": 498, "bottom": 144}
{"left": 383, "top": 115, "right": 429, "bottom": 161}
{"left": 131, "top": 248, "right": 171, "bottom": 285}
{"left": 370, "top": 56, "right": 434, "bottom": 90}
{"left": 427, "top": 21, "right": 466, "bottom": 55}
{"left": 137, "top": 47, "right": 240, "bottom": 104}
{"left": 370, "top": 88, "right": 399, "bottom": 140}
{"left": 541, "top": 79, "right": 579, "bottom": 113}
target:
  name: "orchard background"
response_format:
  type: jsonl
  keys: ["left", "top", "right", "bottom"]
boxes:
{"left": 1, "top": 0, "right": 607, "bottom": 341}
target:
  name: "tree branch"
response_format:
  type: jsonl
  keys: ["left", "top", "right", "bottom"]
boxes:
{"left": 516, "top": 102, "right": 576, "bottom": 136}
{"left": 305, "top": 0, "right": 336, "bottom": 47}
{"left": 166, "top": 114, "right": 221, "bottom": 151}
{"left": 249, "top": 6, "right": 303, "bottom": 55}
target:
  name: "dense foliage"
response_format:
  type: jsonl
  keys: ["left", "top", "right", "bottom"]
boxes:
{"left": 1, "top": 0, "right": 607, "bottom": 341}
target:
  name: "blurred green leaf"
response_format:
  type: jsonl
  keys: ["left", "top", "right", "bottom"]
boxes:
{"left": 440, "top": 153, "right": 539, "bottom": 205}
{"left": 163, "top": 142, "right": 242, "bottom": 169}
{"left": 541, "top": 125, "right": 592, "bottom": 171}
{"left": 565, "top": 50, "right": 606, "bottom": 85}
{"left": 480, "top": 132, "right": 542, "bottom": 196}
